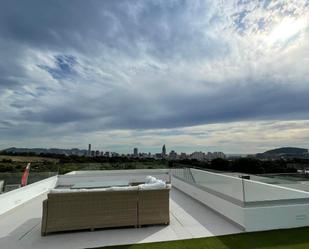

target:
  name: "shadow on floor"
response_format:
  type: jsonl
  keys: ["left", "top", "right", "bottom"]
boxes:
{"left": 2, "top": 217, "right": 170, "bottom": 249}
{"left": 170, "top": 188, "right": 242, "bottom": 235}
{"left": 8, "top": 218, "right": 41, "bottom": 241}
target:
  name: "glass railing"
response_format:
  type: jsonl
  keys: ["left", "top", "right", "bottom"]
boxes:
{"left": 172, "top": 168, "right": 196, "bottom": 184}
{"left": 172, "top": 168, "right": 245, "bottom": 202}
{"left": 172, "top": 168, "right": 309, "bottom": 205}
{"left": 0, "top": 172, "right": 58, "bottom": 193}
{"left": 242, "top": 178, "right": 309, "bottom": 202}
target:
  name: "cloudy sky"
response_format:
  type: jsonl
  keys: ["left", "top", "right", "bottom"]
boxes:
{"left": 0, "top": 0, "right": 309, "bottom": 154}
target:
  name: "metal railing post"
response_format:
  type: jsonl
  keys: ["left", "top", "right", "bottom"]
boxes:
{"left": 241, "top": 177, "right": 246, "bottom": 204}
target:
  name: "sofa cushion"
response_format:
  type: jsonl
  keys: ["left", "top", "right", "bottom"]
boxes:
{"left": 50, "top": 185, "right": 138, "bottom": 194}
{"left": 109, "top": 186, "right": 138, "bottom": 191}
{"left": 145, "top": 176, "right": 157, "bottom": 184}
{"left": 50, "top": 188, "right": 108, "bottom": 194}
{"left": 138, "top": 180, "right": 166, "bottom": 190}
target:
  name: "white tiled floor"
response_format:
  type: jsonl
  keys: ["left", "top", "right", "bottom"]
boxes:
{"left": 0, "top": 188, "right": 242, "bottom": 249}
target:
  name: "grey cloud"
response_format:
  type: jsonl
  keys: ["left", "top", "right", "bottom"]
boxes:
{"left": 0, "top": 0, "right": 308, "bottom": 147}
{"left": 16, "top": 79, "right": 309, "bottom": 133}
{"left": 0, "top": 40, "right": 30, "bottom": 88}
{"left": 21, "top": 107, "right": 94, "bottom": 124}
{"left": 0, "top": 0, "right": 227, "bottom": 59}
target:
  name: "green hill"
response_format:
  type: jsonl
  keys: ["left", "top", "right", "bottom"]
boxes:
{"left": 263, "top": 147, "right": 308, "bottom": 155}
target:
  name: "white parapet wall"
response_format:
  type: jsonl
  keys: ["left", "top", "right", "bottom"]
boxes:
{"left": 0, "top": 176, "right": 58, "bottom": 216}
{"left": 172, "top": 176, "right": 245, "bottom": 229}
{"left": 172, "top": 168, "right": 309, "bottom": 232}
{"left": 244, "top": 203, "right": 309, "bottom": 231}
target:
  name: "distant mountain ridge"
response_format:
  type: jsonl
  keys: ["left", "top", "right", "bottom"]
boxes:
{"left": 1, "top": 147, "right": 87, "bottom": 156}
{"left": 263, "top": 147, "right": 308, "bottom": 155}
{"left": 256, "top": 147, "right": 308, "bottom": 159}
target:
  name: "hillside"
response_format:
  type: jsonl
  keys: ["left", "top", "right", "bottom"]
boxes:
{"left": 263, "top": 147, "right": 308, "bottom": 155}
{"left": 2, "top": 147, "right": 87, "bottom": 156}
{"left": 255, "top": 147, "right": 309, "bottom": 159}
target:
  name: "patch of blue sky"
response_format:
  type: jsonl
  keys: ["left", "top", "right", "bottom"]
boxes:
{"left": 38, "top": 55, "right": 77, "bottom": 80}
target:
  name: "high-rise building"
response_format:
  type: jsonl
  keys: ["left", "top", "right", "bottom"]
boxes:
{"left": 169, "top": 150, "right": 177, "bottom": 160}
{"left": 133, "top": 148, "right": 138, "bottom": 157}
{"left": 162, "top": 145, "right": 166, "bottom": 158}
{"left": 180, "top": 153, "right": 187, "bottom": 160}
{"left": 111, "top": 152, "right": 119, "bottom": 157}
{"left": 88, "top": 144, "right": 91, "bottom": 157}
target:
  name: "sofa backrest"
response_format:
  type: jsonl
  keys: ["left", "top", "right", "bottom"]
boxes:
{"left": 46, "top": 190, "right": 139, "bottom": 214}
{"left": 44, "top": 190, "right": 139, "bottom": 233}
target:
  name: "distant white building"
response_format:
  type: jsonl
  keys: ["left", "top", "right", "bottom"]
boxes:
{"left": 111, "top": 152, "right": 119, "bottom": 157}
{"left": 206, "top": 152, "right": 226, "bottom": 160}
{"left": 190, "top": 151, "right": 206, "bottom": 161}
{"left": 179, "top": 153, "right": 188, "bottom": 160}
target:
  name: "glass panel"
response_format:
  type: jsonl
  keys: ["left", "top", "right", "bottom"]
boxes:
{"left": 172, "top": 168, "right": 245, "bottom": 202}
{"left": 243, "top": 178, "right": 309, "bottom": 202}
{"left": 172, "top": 168, "right": 309, "bottom": 204}
{"left": 190, "top": 168, "right": 244, "bottom": 202}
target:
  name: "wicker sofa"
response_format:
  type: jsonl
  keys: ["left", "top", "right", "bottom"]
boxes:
{"left": 41, "top": 187, "right": 170, "bottom": 236}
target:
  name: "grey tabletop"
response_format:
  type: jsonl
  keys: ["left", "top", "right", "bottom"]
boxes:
{"left": 71, "top": 180, "right": 129, "bottom": 189}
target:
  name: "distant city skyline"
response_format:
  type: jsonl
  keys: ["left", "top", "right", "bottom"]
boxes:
{"left": 2, "top": 143, "right": 308, "bottom": 156}
{"left": 1, "top": 144, "right": 229, "bottom": 155}
{"left": 4, "top": 145, "right": 308, "bottom": 161}
{"left": 1, "top": 145, "right": 229, "bottom": 161}
{"left": 0, "top": 1, "right": 309, "bottom": 153}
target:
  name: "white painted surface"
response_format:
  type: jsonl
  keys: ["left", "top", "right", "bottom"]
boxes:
{"left": 0, "top": 188, "right": 242, "bottom": 249}
{"left": 0, "top": 193, "right": 47, "bottom": 239}
{"left": 172, "top": 177, "right": 245, "bottom": 228}
{"left": 57, "top": 169, "right": 170, "bottom": 186}
{"left": 245, "top": 203, "right": 309, "bottom": 231}
{"left": 0, "top": 176, "right": 57, "bottom": 216}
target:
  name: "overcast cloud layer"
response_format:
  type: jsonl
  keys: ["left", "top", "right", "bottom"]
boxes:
{"left": 0, "top": 0, "right": 309, "bottom": 153}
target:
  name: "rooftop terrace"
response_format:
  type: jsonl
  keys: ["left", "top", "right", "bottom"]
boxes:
{"left": 1, "top": 168, "right": 309, "bottom": 249}
{"left": 0, "top": 187, "right": 241, "bottom": 249}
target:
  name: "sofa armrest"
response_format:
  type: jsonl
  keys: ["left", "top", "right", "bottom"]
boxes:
{"left": 138, "top": 189, "right": 170, "bottom": 226}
